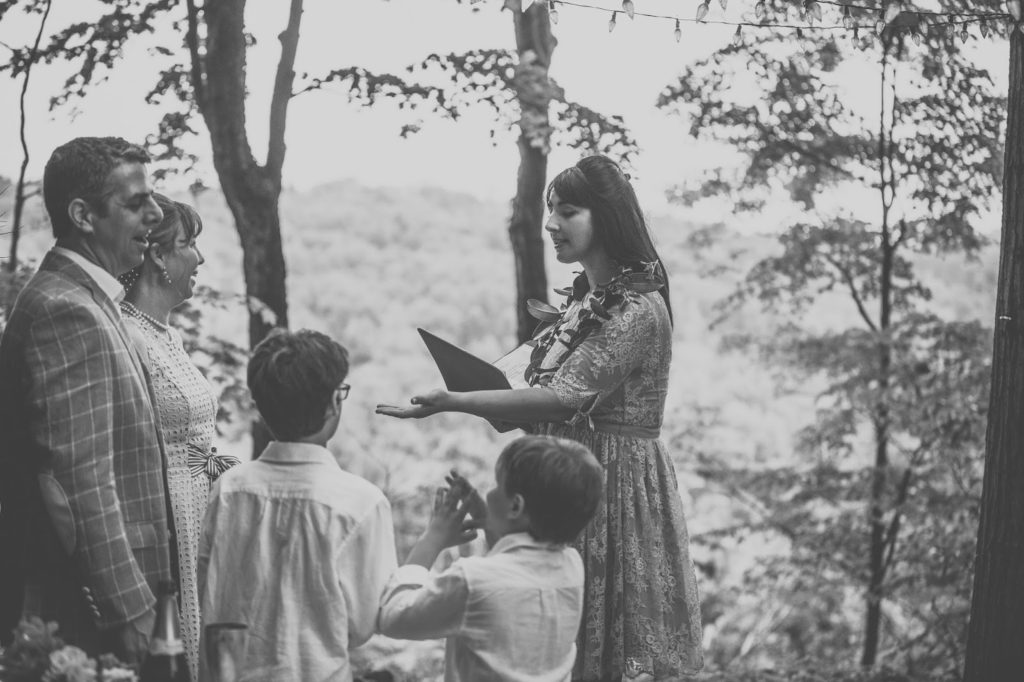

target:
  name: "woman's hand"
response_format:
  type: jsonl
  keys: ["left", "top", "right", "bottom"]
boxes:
{"left": 375, "top": 389, "right": 452, "bottom": 419}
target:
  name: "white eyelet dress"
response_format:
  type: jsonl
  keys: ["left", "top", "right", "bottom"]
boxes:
{"left": 122, "top": 311, "right": 218, "bottom": 682}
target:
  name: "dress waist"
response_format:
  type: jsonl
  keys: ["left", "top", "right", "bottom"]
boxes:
{"left": 590, "top": 421, "right": 661, "bottom": 440}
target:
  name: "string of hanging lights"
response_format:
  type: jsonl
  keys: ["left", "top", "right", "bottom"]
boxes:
{"left": 498, "top": 0, "right": 1020, "bottom": 44}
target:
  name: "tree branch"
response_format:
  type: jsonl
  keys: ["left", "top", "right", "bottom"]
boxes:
{"left": 184, "top": 0, "right": 206, "bottom": 112}
{"left": 752, "top": 119, "right": 875, "bottom": 187}
{"left": 8, "top": 0, "right": 51, "bottom": 272}
{"left": 893, "top": 218, "right": 910, "bottom": 249}
{"left": 266, "top": 0, "right": 303, "bottom": 181}
{"left": 880, "top": 439, "right": 931, "bottom": 575}
{"left": 823, "top": 253, "right": 879, "bottom": 334}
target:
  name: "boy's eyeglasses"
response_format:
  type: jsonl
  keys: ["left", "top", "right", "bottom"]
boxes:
{"left": 337, "top": 383, "right": 351, "bottom": 401}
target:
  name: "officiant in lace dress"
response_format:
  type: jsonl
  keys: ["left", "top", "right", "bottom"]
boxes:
{"left": 378, "top": 155, "right": 703, "bottom": 681}
{"left": 119, "top": 194, "right": 237, "bottom": 681}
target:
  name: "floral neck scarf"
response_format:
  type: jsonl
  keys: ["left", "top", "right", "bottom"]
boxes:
{"left": 525, "top": 261, "right": 664, "bottom": 387}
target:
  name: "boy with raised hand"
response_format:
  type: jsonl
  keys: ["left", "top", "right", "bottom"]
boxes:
{"left": 198, "top": 329, "right": 397, "bottom": 682}
{"left": 379, "top": 435, "right": 604, "bottom": 682}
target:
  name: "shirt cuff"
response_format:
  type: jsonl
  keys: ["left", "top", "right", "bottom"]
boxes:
{"left": 384, "top": 564, "right": 432, "bottom": 593}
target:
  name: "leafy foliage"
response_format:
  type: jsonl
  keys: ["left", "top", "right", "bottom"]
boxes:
{"left": 403, "top": 48, "right": 639, "bottom": 162}
{"left": 657, "top": 0, "right": 1003, "bottom": 672}
{"left": 289, "top": 46, "right": 638, "bottom": 164}
{"left": 0, "top": 0, "right": 176, "bottom": 108}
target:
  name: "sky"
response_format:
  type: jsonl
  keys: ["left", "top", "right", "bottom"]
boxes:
{"left": 0, "top": 0, "right": 1011, "bottom": 224}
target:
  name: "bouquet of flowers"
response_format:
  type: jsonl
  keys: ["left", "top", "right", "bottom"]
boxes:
{"left": 0, "top": 617, "right": 137, "bottom": 682}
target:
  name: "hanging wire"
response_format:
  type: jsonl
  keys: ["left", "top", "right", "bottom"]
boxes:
{"left": 533, "top": 0, "right": 1012, "bottom": 35}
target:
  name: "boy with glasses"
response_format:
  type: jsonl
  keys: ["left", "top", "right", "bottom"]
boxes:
{"left": 197, "top": 329, "right": 396, "bottom": 682}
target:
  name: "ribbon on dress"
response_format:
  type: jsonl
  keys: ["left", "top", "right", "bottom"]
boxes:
{"left": 187, "top": 443, "right": 240, "bottom": 482}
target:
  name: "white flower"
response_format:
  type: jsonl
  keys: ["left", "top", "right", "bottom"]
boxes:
{"left": 101, "top": 666, "right": 139, "bottom": 681}
{"left": 48, "top": 646, "right": 90, "bottom": 672}
{"left": 44, "top": 645, "right": 97, "bottom": 682}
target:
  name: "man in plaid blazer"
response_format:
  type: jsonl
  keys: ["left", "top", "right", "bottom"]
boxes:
{"left": 0, "top": 137, "right": 173, "bottom": 664}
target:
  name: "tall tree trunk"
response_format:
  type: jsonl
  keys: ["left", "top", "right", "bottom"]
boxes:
{"left": 862, "top": 41, "right": 896, "bottom": 667}
{"left": 509, "top": 2, "right": 556, "bottom": 344}
{"left": 7, "top": 0, "right": 52, "bottom": 272}
{"left": 964, "top": 24, "right": 1024, "bottom": 681}
{"left": 187, "top": 0, "right": 303, "bottom": 455}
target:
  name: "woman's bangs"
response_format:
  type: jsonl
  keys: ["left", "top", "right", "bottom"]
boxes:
{"left": 178, "top": 202, "right": 203, "bottom": 239}
{"left": 548, "top": 166, "right": 592, "bottom": 207}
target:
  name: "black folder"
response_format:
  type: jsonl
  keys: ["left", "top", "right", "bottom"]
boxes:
{"left": 417, "top": 328, "right": 532, "bottom": 433}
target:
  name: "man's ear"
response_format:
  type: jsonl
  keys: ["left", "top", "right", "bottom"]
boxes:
{"left": 508, "top": 493, "right": 527, "bottom": 519}
{"left": 68, "top": 198, "right": 95, "bottom": 235}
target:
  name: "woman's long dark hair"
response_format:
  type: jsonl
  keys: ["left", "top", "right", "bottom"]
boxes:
{"left": 547, "top": 155, "right": 673, "bottom": 325}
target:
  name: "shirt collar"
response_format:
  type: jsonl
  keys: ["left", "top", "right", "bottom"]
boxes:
{"left": 487, "top": 531, "right": 564, "bottom": 557}
{"left": 257, "top": 441, "right": 338, "bottom": 466}
{"left": 53, "top": 247, "right": 126, "bottom": 304}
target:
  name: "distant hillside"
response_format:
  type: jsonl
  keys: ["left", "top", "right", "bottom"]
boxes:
{"left": 1, "top": 182, "right": 999, "bottom": 494}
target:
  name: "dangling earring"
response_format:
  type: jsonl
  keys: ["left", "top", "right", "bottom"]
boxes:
{"left": 161, "top": 267, "right": 173, "bottom": 285}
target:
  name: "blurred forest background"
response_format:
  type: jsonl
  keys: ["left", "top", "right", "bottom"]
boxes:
{"left": 0, "top": 0, "right": 1016, "bottom": 679}
{"left": 0, "top": 176, "right": 998, "bottom": 680}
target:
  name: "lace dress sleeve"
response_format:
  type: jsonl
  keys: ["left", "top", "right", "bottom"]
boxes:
{"left": 547, "top": 295, "right": 657, "bottom": 425}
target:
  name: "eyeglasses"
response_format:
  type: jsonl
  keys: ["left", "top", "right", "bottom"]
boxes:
{"left": 337, "top": 383, "right": 351, "bottom": 401}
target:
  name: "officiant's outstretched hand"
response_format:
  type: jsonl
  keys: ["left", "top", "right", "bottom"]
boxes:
{"left": 375, "top": 385, "right": 571, "bottom": 424}
{"left": 375, "top": 389, "right": 453, "bottom": 419}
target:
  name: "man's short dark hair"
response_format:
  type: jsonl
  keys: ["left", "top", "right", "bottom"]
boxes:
{"left": 497, "top": 435, "right": 604, "bottom": 544}
{"left": 43, "top": 137, "right": 151, "bottom": 239}
{"left": 247, "top": 329, "right": 350, "bottom": 442}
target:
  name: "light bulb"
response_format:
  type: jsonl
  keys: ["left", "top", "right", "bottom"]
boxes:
{"left": 842, "top": 6, "right": 853, "bottom": 29}
{"left": 623, "top": 0, "right": 635, "bottom": 20}
{"left": 674, "top": 18, "right": 682, "bottom": 42}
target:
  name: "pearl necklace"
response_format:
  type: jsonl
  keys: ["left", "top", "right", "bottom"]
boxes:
{"left": 121, "top": 301, "right": 169, "bottom": 332}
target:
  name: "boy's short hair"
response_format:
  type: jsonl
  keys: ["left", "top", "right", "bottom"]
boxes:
{"left": 247, "top": 329, "right": 349, "bottom": 441}
{"left": 497, "top": 435, "right": 604, "bottom": 544}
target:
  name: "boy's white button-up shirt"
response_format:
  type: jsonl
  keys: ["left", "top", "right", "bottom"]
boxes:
{"left": 379, "top": 532, "right": 584, "bottom": 682}
{"left": 198, "top": 441, "right": 397, "bottom": 682}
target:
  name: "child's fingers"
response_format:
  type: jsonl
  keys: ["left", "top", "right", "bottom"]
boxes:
{"left": 459, "top": 528, "right": 479, "bottom": 544}
{"left": 454, "top": 497, "right": 477, "bottom": 520}
{"left": 432, "top": 487, "right": 446, "bottom": 513}
{"left": 445, "top": 487, "right": 463, "bottom": 511}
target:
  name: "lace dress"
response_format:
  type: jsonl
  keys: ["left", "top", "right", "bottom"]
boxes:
{"left": 531, "top": 290, "right": 704, "bottom": 681}
{"left": 122, "top": 310, "right": 218, "bottom": 682}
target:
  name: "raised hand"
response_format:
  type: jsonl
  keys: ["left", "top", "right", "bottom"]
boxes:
{"left": 425, "top": 486, "right": 481, "bottom": 550}
{"left": 375, "top": 389, "right": 451, "bottom": 419}
{"left": 445, "top": 469, "right": 487, "bottom": 524}
{"left": 403, "top": 486, "right": 481, "bottom": 569}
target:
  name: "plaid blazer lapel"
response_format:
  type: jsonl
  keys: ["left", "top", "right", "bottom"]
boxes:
{"left": 42, "top": 252, "right": 150, "bottom": 395}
